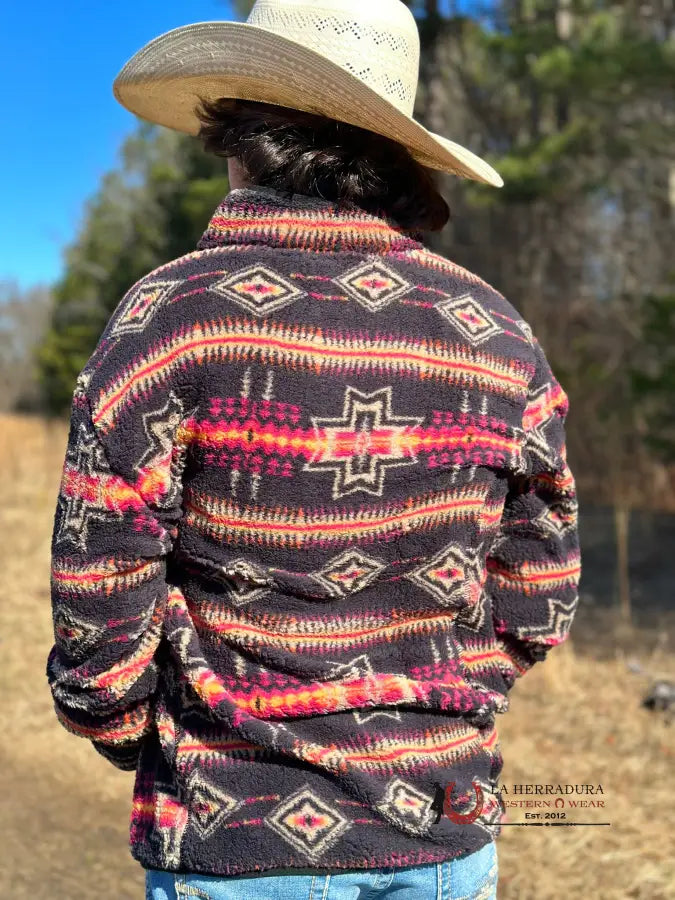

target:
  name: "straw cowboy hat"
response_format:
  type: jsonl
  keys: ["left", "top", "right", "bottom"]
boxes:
{"left": 113, "top": 0, "right": 503, "bottom": 188}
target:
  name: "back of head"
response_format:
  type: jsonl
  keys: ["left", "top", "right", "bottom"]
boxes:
{"left": 195, "top": 97, "right": 451, "bottom": 232}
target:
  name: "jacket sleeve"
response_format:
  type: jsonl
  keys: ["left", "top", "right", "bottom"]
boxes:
{"left": 486, "top": 338, "right": 581, "bottom": 688}
{"left": 46, "top": 356, "right": 187, "bottom": 770}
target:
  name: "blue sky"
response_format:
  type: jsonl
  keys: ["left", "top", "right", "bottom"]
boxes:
{"left": 1, "top": 1, "right": 469, "bottom": 292}
{"left": 0, "top": 1, "right": 238, "bottom": 291}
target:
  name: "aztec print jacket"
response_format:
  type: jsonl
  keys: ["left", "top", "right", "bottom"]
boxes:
{"left": 47, "top": 184, "right": 581, "bottom": 877}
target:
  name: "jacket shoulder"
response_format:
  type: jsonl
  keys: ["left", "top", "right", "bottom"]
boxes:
{"left": 77, "top": 247, "right": 241, "bottom": 414}
{"left": 399, "top": 245, "right": 536, "bottom": 350}
{"left": 92, "top": 246, "right": 245, "bottom": 356}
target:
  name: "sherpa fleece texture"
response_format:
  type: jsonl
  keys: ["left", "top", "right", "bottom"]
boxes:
{"left": 47, "top": 184, "right": 581, "bottom": 877}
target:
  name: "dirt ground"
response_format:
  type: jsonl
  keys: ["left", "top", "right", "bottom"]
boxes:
{"left": 1, "top": 414, "right": 673, "bottom": 899}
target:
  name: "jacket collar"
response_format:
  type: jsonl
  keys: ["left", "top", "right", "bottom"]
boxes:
{"left": 197, "top": 184, "right": 426, "bottom": 255}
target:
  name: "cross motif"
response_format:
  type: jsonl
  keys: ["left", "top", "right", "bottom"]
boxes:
{"left": 54, "top": 421, "right": 123, "bottom": 552}
{"left": 303, "top": 385, "right": 424, "bottom": 498}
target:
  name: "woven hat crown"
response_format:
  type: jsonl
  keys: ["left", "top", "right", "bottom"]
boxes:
{"left": 112, "top": 0, "right": 504, "bottom": 186}
{"left": 245, "top": 0, "right": 421, "bottom": 116}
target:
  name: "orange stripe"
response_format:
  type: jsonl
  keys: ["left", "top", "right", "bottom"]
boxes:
{"left": 488, "top": 562, "right": 581, "bottom": 585}
{"left": 178, "top": 740, "right": 264, "bottom": 754}
{"left": 51, "top": 559, "right": 157, "bottom": 587}
{"left": 209, "top": 215, "right": 401, "bottom": 236}
{"left": 185, "top": 495, "right": 482, "bottom": 538}
{"left": 182, "top": 423, "right": 521, "bottom": 457}
{"left": 94, "top": 331, "right": 529, "bottom": 426}
{"left": 343, "top": 731, "right": 477, "bottom": 765}
{"left": 192, "top": 612, "right": 453, "bottom": 645}
{"left": 461, "top": 648, "right": 513, "bottom": 665}
{"left": 55, "top": 704, "right": 149, "bottom": 741}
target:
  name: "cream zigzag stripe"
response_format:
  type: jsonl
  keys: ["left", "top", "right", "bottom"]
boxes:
{"left": 51, "top": 557, "right": 161, "bottom": 595}
{"left": 188, "top": 607, "right": 459, "bottom": 654}
{"left": 176, "top": 721, "right": 487, "bottom": 775}
{"left": 92, "top": 319, "right": 532, "bottom": 430}
{"left": 184, "top": 484, "right": 488, "bottom": 548}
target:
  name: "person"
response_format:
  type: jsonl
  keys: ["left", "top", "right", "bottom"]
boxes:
{"left": 46, "top": 1, "right": 581, "bottom": 898}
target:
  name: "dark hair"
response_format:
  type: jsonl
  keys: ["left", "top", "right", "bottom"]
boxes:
{"left": 195, "top": 97, "right": 450, "bottom": 232}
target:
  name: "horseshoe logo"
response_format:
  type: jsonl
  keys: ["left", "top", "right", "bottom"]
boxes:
{"left": 442, "top": 781, "right": 484, "bottom": 824}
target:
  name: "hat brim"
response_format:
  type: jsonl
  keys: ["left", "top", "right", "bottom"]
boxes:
{"left": 113, "top": 21, "right": 503, "bottom": 188}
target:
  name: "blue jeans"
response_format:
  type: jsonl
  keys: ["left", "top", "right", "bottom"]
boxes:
{"left": 145, "top": 839, "right": 497, "bottom": 899}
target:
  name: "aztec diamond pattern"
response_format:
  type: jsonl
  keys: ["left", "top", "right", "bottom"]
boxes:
{"left": 336, "top": 260, "right": 411, "bottom": 311}
{"left": 435, "top": 294, "right": 503, "bottom": 345}
{"left": 264, "top": 785, "right": 352, "bottom": 862}
{"left": 304, "top": 385, "right": 424, "bottom": 498}
{"left": 455, "top": 593, "right": 489, "bottom": 632}
{"left": 534, "top": 499, "right": 578, "bottom": 538}
{"left": 405, "top": 542, "right": 485, "bottom": 609}
{"left": 187, "top": 771, "right": 243, "bottom": 840}
{"left": 325, "top": 653, "right": 375, "bottom": 683}
{"left": 325, "top": 654, "right": 403, "bottom": 724}
{"left": 513, "top": 595, "right": 579, "bottom": 643}
{"left": 376, "top": 777, "right": 436, "bottom": 835}
{"left": 328, "top": 653, "right": 401, "bottom": 725}
{"left": 309, "top": 549, "right": 388, "bottom": 598}
{"left": 53, "top": 606, "right": 103, "bottom": 661}
{"left": 218, "top": 557, "right": 273, "bottom": 607}
{"left": 54, "top": 421, "right": 121, "bottom": 552}
{"left": 136, "top": 390, "right": 188, "bottom": 472}
{"left": 523, "top": 383, "right": 564, "bottom": 469}
{"left": 222, "top": 582, "right": 270, "bottom": 608}
{"left": 109, "top": 281, "right": 179, "bottom": 338}
{"left": 210, "top": 265, "right": 303, "bottom": 316}
{"left": 135, "top": 390, "right": 195, "bottom": 509}
{"left": 153, "top": 782, "right": 189, "bottom": 869}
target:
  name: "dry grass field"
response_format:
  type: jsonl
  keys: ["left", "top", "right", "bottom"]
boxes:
{"left": 1, "top": 413, "right": 673, "bottom": 899}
